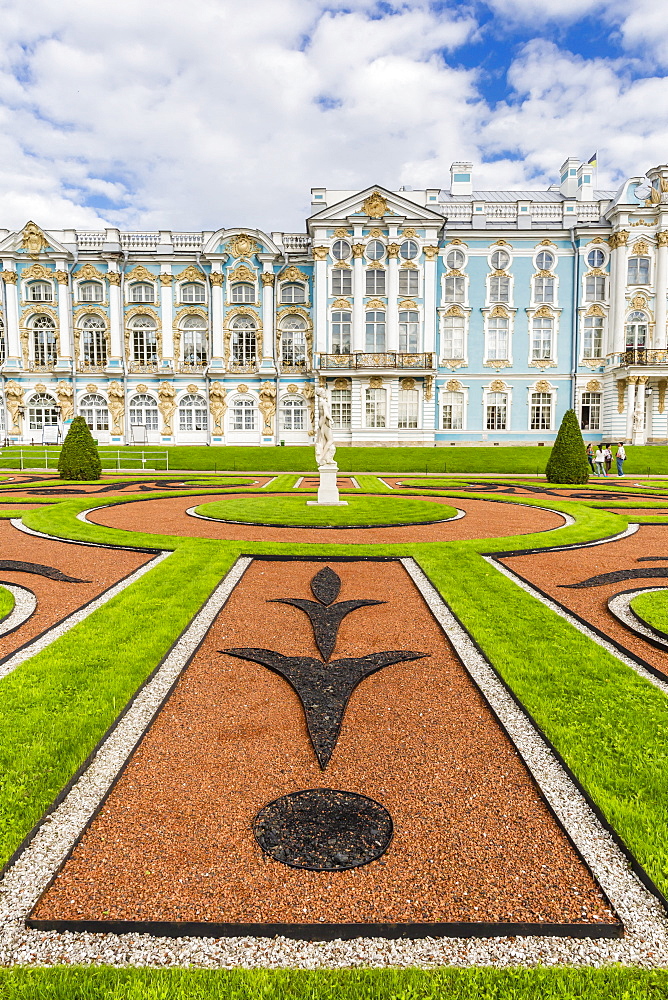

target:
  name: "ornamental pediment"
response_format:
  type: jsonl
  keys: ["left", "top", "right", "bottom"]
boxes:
{"left": 0, "top": 222, "right": 71, "bottom": 258}
{"left": 307, "top": 185, "right": 444, "bottom": 228}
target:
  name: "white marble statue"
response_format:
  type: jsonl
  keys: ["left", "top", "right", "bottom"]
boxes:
{"left": 315, "top": 385, "right": 336, "bottom": 467}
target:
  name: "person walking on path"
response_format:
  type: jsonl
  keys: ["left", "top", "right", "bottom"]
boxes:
{"left": 616, "top": 442, "right": 627, "bottom": 477}
{"left": 586, "top": 442, "right": 595, "bottom": 475}
{"left": 604, "top": 444, "right": 613, "bottom": 476}
{"left": 594, "top": 447, "right": 607, "bottom": 477}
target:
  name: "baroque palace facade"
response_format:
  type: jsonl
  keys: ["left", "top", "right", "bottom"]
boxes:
{"left": 1, "top": 158, "right": 668, "bottom": 448}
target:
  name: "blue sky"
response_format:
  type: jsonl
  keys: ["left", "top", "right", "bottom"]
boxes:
{"left": 0, "top": 0, "right": 665, "bottom": 232}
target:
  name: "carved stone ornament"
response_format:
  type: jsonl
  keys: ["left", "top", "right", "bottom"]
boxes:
{"left": 237, "top": 383, "right": 249, "bottom": 394}
{"left": 608, "top": 230, "right": 629, "bottom": 249}
{"left": 535, "top": 379, "right": 552, "bottom": 392}
{"left": 445, "top": 304, "right": 465, "bottom": 317}
{"left": 387, "top": 243, "right": 400, "bottom": 258}
{"left": 280, "top": 265, "right": 309, "bottom": 283}
{"left": 21, "top": 221, "right": 49, "bottom": 258}
{"left": 423, "top": 245, "right": 439, "bottom": 261}
{"left": 580, "top": 358, "right": 604, "bottom": 369}
{"left": 209, "top": 272, "right": 224, "bottom": 286}
{"left": 159, "top": 273, "right": 173, "bottom": 285}
{"left": 56, "top": 380, "right": 74, "bottom": 420}
{"left": 136, "top": 383, "right": 149, "bottom": 393}
{"left": 311, "top": 246, "right": 329, "bottom": 261}
{"left": 586, "top": 304, "right": 605, "bottom": 317}
{"left": 586, "top": 379, "right": 602, "bottom": 392}
{"left": 402, "top": 260, "right": 417, "bottom": 269}
{"left": 34, "top": 383, "right": 47, "bottom": 394}
{"left": 20, "top": 262, "right": 53, "bottom": 281}
{"left": 258, "top": 380, "right": 277, "bottom": 433}
{"left": 261, "top": 272, "right": 275, "bottom": 286}
{"left": 332, "top": 298, "right": 352, "bottom": 309}
{"left": 588, "top": 267, "right": 606, "bottom": 277}
{"left": 1, "top": 270, "right": 18, "bottom": 284}
{"left": 369, "top": 376, "right": 383, "bottom": 388}
{"left": 107, "top": 271, "right": 121, "bottom": 286}
{"left": 227, "top": 233, "right": 258, "bottom": 258}
{"left": 529, "top": 359, "right": 557, "bottom": 369}
{"left": 369, "top": 228, "right": 383, "bottom": 238}
{"left": 398, "top": 299, "right": 417, "bottom": 310}
{"left": 657, "top": 231, "right": 668, "bottom": 247}
{"left": 333, "top": 377, "right": 350, "bottom": 389}
{"left": 631, "top": 293, "right": 648, "bottom": 310}
{"left": 75, "top": 263, "right": 106, "bottom": 283}
{"left": 442, "top": 358, "right": 466, "bottom": 370}
{"left": 362, "top": 191, "right": 388, "bottom": 218}
{"left": 229, "top": 264, "right": 256, "bottom": 284}
{"left": 368, "top": 260, "right": 383, "bottom": 270}
{"left": 187, "top": 383, "right": 199, "bottom": 394}
{"left": 490, "top": 305, "right": 509, "bottom": 318}
{"left": 494, "top": 239, "right": 510, "bottom": 246}
{"left": 303, "top": 382, "right": 316, "bottom": 436}
{"left": 534, "top": 305, "right": 554, "bottom": 318}
{"left": 5, "top": 380, "right": 24, "bottom": 431}
{"left": 633, "top": 239, "right": 650, "bottom": 255}
{"left": 539, "top": 239, "right": 556, "bottom": 247}
{"left": 400, "top": 377, "right": 416, "bottom": 391}
{"left": 54, "top": 270, "right": 68, "bottom": 285}
{"left": 484, "top": 359, "right": 512, "bottom": 370}
{"left": 334, "top": 228, "right": 350, "bottom": 239}
{"left": 402, "top": 228, "right": 417, "bottom": 239}
{"left": 286, "top": 383, "right": 300, "bottom": 394}
{"left": 446, "top": 379, "right": 463, "bottom": 391}
{"left": 176, "top": 264, "right": 205, "bottom": 283}
{"left": 448, "top": 269, "right": 463, "bottom": 278}
{"left": 86, "top": 383, "right": 97, "bottom": 393}
{"left": 617, "top": 379, "right": 627, "bottom": 414}
{"left": 659, "top": 380, "right": 667, "bottom": 414}
{"left": 352, "top": 244, "right": 366, "bottom": 258}
{"left": 490, "top": 379, "right": 507, "bottom": 392}
{"left": 424, "top": 375, "right": 434, "bottom": 400}
{"left": 126, "top": 264, "right": 155, "bottom": 283}
{"left": 366, "top": 298, "right": 386, "bottom": 310}
{"left": 107, "top": 380, "right": 125, "bottom": 434}
{"left": 630, "top": 219, "right": 656, "bottom": 227}
{"left": 209, "top": 381, "right": 227, "bottom": 433}
{"left": 157, "top": 381, "right": 177, "bottom": 435}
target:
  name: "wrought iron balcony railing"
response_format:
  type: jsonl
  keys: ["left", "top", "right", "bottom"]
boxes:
{"left": 622, "top": 348, "right": 668, "bottom": 366}
{"left": 318, "top": 352, "right": 435, "bottom": 370}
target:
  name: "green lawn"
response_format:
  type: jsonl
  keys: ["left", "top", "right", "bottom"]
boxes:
{"left": 194, "top": 494, "right": 457, "bottom": 526}
{"left": 630, "top": 590, "right": 668, "bottom": 634}
{"left": 0, "top": 586, "right": 14, "bottom": 622}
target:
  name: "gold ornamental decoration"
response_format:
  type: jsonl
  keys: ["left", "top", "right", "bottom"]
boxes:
{"left": 369, "top": 376, "right": 383, "bottom": 388}
{"left": 311, "top": 246, "right": 329, "bottom": 261}
{"left": 534, "top": 305, "right": 554, "bottom": 318}
{"left": 402, "top": 228, "right": 417, "bottom": 239}
{"left": 237, "top": 384, "right": 249, "bottom": 394}
{"left": 398, "top": 299, "right": 417, "bottom": 310}
{"left": 362, "top": 191, "right": 388, "bottom": 218}
{"left": 286, "top": 384, "right": 300, "bottom": 394}
{"left": 175, "top": 265, "right": 205, "bottom": 283}
{"left": 657, "top": 231, "right": 668, "bottom": 247}
{"left": 229, "top": 264, "right": 256, "bottom": 284}
{"left": 631, "top": 293, "right": 648, "bottom": 310}
{"left": 187, "top": 384, "right": 199, "bottom": 394}
{"left": 334, "top": 228, "right": 350, "bottom": 239}
{"left": 422, "top": 246, "right": 439, "bottom": 261}
{"left": 586, "top": 380, "right": 602, "bottom": 392}
{"left": 86, "top": 384, "right": 98, "bottom": 393}
{"left": 490, "top": 379, "right": 507, "bottom": 392}
{"left": 659, "top": 380, "right": 667, "bottom": 414}
{"left": 633, "top": 239, "right": 650, "bottom": 255}
{"left": 369, "top": 228, "right": 383, "bottom": 238}
{"left": 5, "top": 380, "right": 24, "bottom": 431}
{"left": 258, "top": 381, "right": 277, "bottom": 434}
{"left": 209, "top": 272, "right": 224, "bottom": 286}
{"left": 107, "top": 272, "right": 121, "bottom": 285}
{"left": 136, "top": 383, "right": 149, "bottom": 393}
{"left": 539, "top": 239, "right": 556, "bottom": 246}
{"left": 107, "top": 381, "right": 125, "bottom": 434}
{"left": 1, "top": 270, "right": 17, "bottom": 284}
{"left": 21, "top": 221, "right": 50, "bottom": 258}
{"left": 368, "top": 260, "right": 383, "bottom": 270}
{"left": 424, "top": 375, "right": 434, "bottom": 400}
{"left": 261, "top": 273, "right": 275, "bottom": 286}
{"left": 365, "top": 299, "right": 386, "bottom": 310}
{"left": 332, "top": 298, "right": 351, "bottom": 309}
{"left": 617, "top": 379, "right": 627, "bottom": 413}
{"left": 159, "top": 274, "right": 173, "bottom": 286}
{"left": 126, "top": 264, "right": 155, "bottom": 283}
{"left": 608, "top": 230, "right": 629, "bottom": 249}
{"left": 387, "top": 243, "right": 400, "bottom": 258}
{"left": 445, "top": 304, "right": 465, "bottom": 317}
{"left": 280, "top": 266, "right": 309, "bottom": 283}
{"left": 446, "top": 379, "right": 463, "bottom": 391}
{"left": 586, "top": 305, "right": 605, "bottom": 317}
{"left": 53, "top": 270, "right": 68, "bottom": 285}
{"left": 209, "top": 381, "right": 227, "bottom": 433}
{"left": 20, "top": 262, "right": 53, "bottom": 281}
{"left": 352, "top": 244, "right": 365, "bottom": 258}
{"left": 535, "top": 380, "right": 552, "bottom": 392}
{"left": 333, "top": 377, "right": 350, "bottom": 389}
{"left": 400, "top": 377, "right": 416, "bottom": 391}
{"left": 56, "top": 381, "right": 74, "bottom": 420}
{"left": 75, "top": 263, "right": 106, "bottom": 283}
{"left": 227, "top": 233, "right": 258, "bottom": 258}
{"left": 490, "top": 305, "right": 509, "bottom": 318}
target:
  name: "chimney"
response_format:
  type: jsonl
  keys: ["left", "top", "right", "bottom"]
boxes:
{"left": 559, "top": 157, "right": 580, "bottom": 198}
{"left": 450, "top": 162, "right": 473, "bottom": 196}
{"left": 576, "top": 162, "right": 594, "bottom": 201}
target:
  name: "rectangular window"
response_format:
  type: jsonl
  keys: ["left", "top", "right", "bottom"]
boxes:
{"left": 399, "top": 269, "right": 418, "bottom": 296}
{"left": 232, "top": 401, "right": 255, "bottom": 431}
{"left": 442, "top": 315, "right": 465, "bottom": 359}
{"left": 628, "top": 257, "right": 650, "bottom": 284}
{"left": 332, "top": 269, "right": 351, "bottom": 295}
{"left": 583, "top": 316, "right": 603, "bottom": 358}
{"left": 398, "top": 389, "right": 419, "bottom": 429}
{"left": 399, "top": 311, "right": 419, "bottom": 352}
{"left": 530, "top": 391, "right": 552, "bottom": 430}
{"left": 532, "top": 317, "right": 553, "bottom": 360}
{"left": 580, "top": 391, "right": 601, "bottom": 430}
{"left": 365, "top": 311, "right": 386, "bottom": 352}
{"left": 365, "top": 387, "right": 386, "bottom": 427}
{"left": 489, "top": 276, "right": 509, "bottom": 302}
{"left": 487, "top": 317, "right": 508, "bottom": 360}
{"left": 444, "top": 275, "right": 465, "bottom": 302}
{"left": 331, "top": 389, "right": 351, "bottom": 428}
{"left": 365, "top": 269, "right": 386, "bottom": 295}
{"left": 585, "top": 275, "right": 606, "bottom": 301}
{"left": 534, "top": 277, "right": 554, "bottom": 303}
{"left": 442, "top": 391, "right": 463, "bottom": 430}
{"left": 331, "top": 311, "right": 351, "bottom": 354}
{"left": 486, "top": 392, "right": 507, "bottom": 431}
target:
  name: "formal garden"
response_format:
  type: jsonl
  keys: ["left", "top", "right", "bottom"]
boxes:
{"left": 0, "top": 423, "right": 668, "bottom": 997}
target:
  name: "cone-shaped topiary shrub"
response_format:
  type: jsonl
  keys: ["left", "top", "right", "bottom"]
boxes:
{"left": 57, "top": 416, "right": 102, "bottom": 481}
{"left": 545, "top": 408, "right": 590, "bottom": 484}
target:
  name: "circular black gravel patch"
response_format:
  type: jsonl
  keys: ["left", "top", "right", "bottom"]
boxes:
{"left": 253, "top": 788, "right": 393, "bottom": 871}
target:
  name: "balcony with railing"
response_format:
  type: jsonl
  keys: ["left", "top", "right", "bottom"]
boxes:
{"left": 128, "top": 361, "right": 161, "bottom": 374}
{"left": 318, "top": 351, "right": 435, "bottom": 370}
{"left": 178, "top": 360, "right": 208, "bottom": 373}
{"left": 619, "top": 348, "right": 668, "bottom": 366}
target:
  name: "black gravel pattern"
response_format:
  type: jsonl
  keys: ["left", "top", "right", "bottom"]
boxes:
{"left": 0, "top": 560, "right": 88, "bottom": 583}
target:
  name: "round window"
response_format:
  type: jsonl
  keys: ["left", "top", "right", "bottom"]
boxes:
{"left": 446, "top": 248, "right": 465, "bottom": 270}
{"left": 332, "top": 240, "right": 351, "bottom": 260}
{"left": 587, "top": 248, "right": 605, "bottom": 268}
{"left": 366, "top": 240, "right": 385, "bottom": 260}
{"left": 536, "top": 250, "right": 555, "bottom": 270}
{"left": 490, "top": 249, "right": 511, "bottom": 270}
{"left": 400, "top": 240, "right": 419, "bottom": 260}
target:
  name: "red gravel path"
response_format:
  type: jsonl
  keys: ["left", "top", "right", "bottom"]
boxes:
{"left": 0, "top": 522, "right": 152, "bottom": 660}
{"left": 32, "top": 559, "right": 614, "bottom": 930}
{"left": 85, "top": 494, "right": 565, "bottom": 544}
{"left": 499, "top": 525, "right": 668, "bottom": 678}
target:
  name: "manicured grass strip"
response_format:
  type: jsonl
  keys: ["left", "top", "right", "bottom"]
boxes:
{"left": 0, "top": 586, "right": 14, "bottom": 623}
{"left": 195, "top": 494, "right": 457, "bottom": 527}
{"left": 262, "top": 474, "right": 301, "bottom": 491}
{"left": 0, "top": 968, "right": 667, "bottom": 1000}
{"left": 630, "top": 590, "right": 668, "bottom": 633}
{"left": 0, "top": 541, "right": 239, "bottom": 868}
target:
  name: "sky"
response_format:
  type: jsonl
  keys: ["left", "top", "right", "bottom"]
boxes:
{"left": 0, "top": 0, "right": 666, "bottom": 234}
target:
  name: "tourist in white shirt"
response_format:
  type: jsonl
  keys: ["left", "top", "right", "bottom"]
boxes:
{"left": 594, "top": 447, "right": 606, "bottom": 476}
{"left": 616, "top": 443, "right": 627, "bottom": 477}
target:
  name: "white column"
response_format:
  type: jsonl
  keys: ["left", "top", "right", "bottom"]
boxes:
{"left": 2, "top": 269, "right": 21, "bottom": 366}
{"left": 610, "top": 234, "right": 629, "bottom": 353}
{"left": 260, "top": 271, "right": 276, "bottom": 371}
{"left": 634, "top": 375, "right": 648, "bottom": 444}
{"left": 160, "top": 270, "right": 174, "bottom": 365}
{"left": 55, "top": 268, "right": 72, "bottom": 362}
{"left": 655, "top": 231, "right": 668, "bottom": 348}
{"left": 422, "top": 247, "right": 438, "bottom": 357}
{"left": 314, "top": 256, "right": 327, "bottom": 353}
{"left": 210, "top": 271, "right": 224, "bottom": 365}
{"left": 107, "top": 270, "right": 123, "bottom": 365}
{"left": 626, "top": 376, "right": 636, "bottom": 441}
{"left": 352, "top": 245, "right": 365, "bottom": 352}
{"left": 386, "top": 250, "right": 399, "bottom": 351}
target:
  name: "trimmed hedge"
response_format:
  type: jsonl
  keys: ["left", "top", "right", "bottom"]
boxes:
{"left": 57, "top": 417, "right": 102, "bottom": 481}
{"left": 545, "top": 408, "right": 590, "bottom": 484}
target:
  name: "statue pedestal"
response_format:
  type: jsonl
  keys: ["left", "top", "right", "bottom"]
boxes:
{"left": 307, "top": 464, "right": 348, "bottom": 506}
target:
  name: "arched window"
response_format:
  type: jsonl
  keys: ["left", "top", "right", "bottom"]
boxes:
{"left": 181, "top": 282, "right": 206, "bottom": 303}
{"left": 583, "top": 315, "right": 603, "bottom": 358}
{"left": 534, "top": 276, "right": 554, "bottom": 303}
{"left": 231, "top": 316, "right": 257, "bottom": 366}
{"left": 179, "top": 393, "right": 208, "bottom": 432}
{"left": 130, "top": 282, "right": 155, "bottom": 303}
{"left": 398, "top": 388, "right": 418, "bottom": 429}
{"left": 442, "top": 314, "right": 465, "bottom": 359}
{"left": 365, "top": 269, "right": 385, "bottom": 295}
{"left": 365, "top": 387, "right": 386, "bottom": 427}
{"left": 130, "top": 316, "right": 158, "bottom": 366}
{"left": 365, "top": 310, "right": 385, "bottom": 352}
{"left": 486, "top": 392, "right": 507, "bottom": 431}
{"left": 331, "top": 387, "right": 351, "bottom": 427}
{"left": 281, "top": 396, "right": 305, "bottom": 431}
{"left": 232, "top": 396, "right": 255, "bottom": 431}
{"left": 399, "top": 269, "right": 418, "bottom": 296}
{"left": 581, "top": 391, "right": 601, "bottom": 430}
{"left": 332, "top": 269, "right": 351, "bottom": 295}
{"left": 182, "top": 315, "right": 207, "bottom": 365}
{"left": 626, "top": 310, "right": 648, "bottom": 350}
{"left": 532, "top": 316, "right": 553, "bottom": 360}
{"left": 0, "top": 317, "right": 5, "bottom": 366}
{"left": 79, "top": 281, "right": 103, "bottom": 302}
{"left": 81, "top": 315, "right": 107, "bottom": 367}
{"left": 530, "top": 391, "right": 552, "bottom": 431}
{"left": 32, "top": 315, "right": 57, "bottom": 366}
{"left": 332, "top": 310, "right": 351, "bottom": 354}
{"left": 129, "top": 393, "right": 158, "bottom": 431}
{"left": 399, "top": 310, "right": 419, "bottom": 352}
{"left": 280, "top": 282, "right": 306, "bottom": 304}
{"left": 487, "top": 316, "right": 508, "bottom": 360}
{"left": 442, "top": 392, "right": 464, "bottom": 430}
{"left": 281, "top": 315, "right": 307, "bottom": 368}
{"left": 231, "top": 282, "right": 255, "bottom": 303}
{"left": 79, "top": 393, "right": 109, "bottom": 432}
{"left": 489, "top": 275, "right": 509, "bottom": 302}
{"left": 28, "top": 282, "right": 53, "bottom": 302}
{"left": 28, "top": 393, "right": 58, "bottom": 430}
{"left": 627, "top": 257, "right": 650, "bottom": 284}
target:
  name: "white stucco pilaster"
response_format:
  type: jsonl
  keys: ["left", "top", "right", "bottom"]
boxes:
{"left": 107, "top": 269, "right": 123, "bottom": 364}
{"left": 2, "top": 268, "right": 21, "bottom": 366}
{"left": 423, "top": 251, "right": 437, "bottom": 355}
{"left": 260, "top": 270, "right": 276, "bottom": 371}
{"left": 352, "top": 249, "right": 365, "bottom": 352}
{"left": 210, "top": 268, "right": 224, "bottom": 364}
{"left": 610, "top": 237, "right": 629, "bottom": 353}
{"left": 655, "top": 229, "right": 668, "bottom": 347}
{"left": 315, "top": 257, "right": 327, "bottom": 353}
{"left": 386, "top": 252, "right": 399, "bottom": 351}
{"left": 160, "top": 267, "right": 174, "bottom": 364}
{"left": 55, "top": 267, "right": 72, "bottom": 363}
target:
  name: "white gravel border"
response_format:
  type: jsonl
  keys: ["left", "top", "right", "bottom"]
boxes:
{"left": 0, "top": 583, "right": 37, "bottom": 638}
{"left": 608, "top": 587, "right": 668, "bottom": 649}
{"left": 0, "top": 554, "right": 667, "bottom": 967}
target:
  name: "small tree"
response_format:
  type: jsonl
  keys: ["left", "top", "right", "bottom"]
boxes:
{"left": 57, "top": 416, "right": 102, "bottom": 481}
{"left": 545, "top": 408, "right": 590, "bottom": 484}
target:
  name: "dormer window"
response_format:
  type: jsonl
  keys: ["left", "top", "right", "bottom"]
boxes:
{"left": 280, "top": 282, "right": 306, "bottom": 304}
{"left": 79, "top": 281, "right": 103, "bottom": 302}
{"left": 181, "top": 282, "right": 206, "bottom": 303}
{"left": 130, "top": 282, "right": 155, "bottom": 303}
{"left": 231, "top": 282, "right": 255, "bottom": 303}
{"left": 29, "top": 281, "right": 53, "bottom": 302}
{"left": 628, "top": 257, "right": 650, "bottom": 284}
